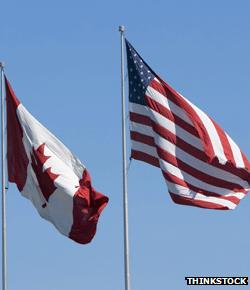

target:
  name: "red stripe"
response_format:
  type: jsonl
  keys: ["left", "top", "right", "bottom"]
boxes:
{"left": 210, "top": 118, "right": 236, "bottom": 165}
{"left": 130, "top": 131, "right": 155, "bottom": 147}
{"left": 130, "top": 112, "right": 152, "bottom": 126}
{"left": 130, "top": 111, "right": 250, "bottom": 182}
{"left": 130, "top": 112, "right": 152, "bottom": 127}
{"left": 131, "top": 150, "right": 160, "bottom": 167}
{"left": 69, "top": 169, "right": 109, "bottom": 244}
{"left": 5, "top": 76, "right": 29, "bottom": 191}
{"left": 150, "top": 78, "right": 216, "bottom": 161}
{"left": 241, "top": 151, "right": 250, "bottom": 171}
{"left": 162, "top": 170, "right": 240, "bottom": 204}
{"left": 131, "top": 130, "right": 244, "bottom": 203}
{"left": 145, "top": 95, "right": 199, "bottom": 137}
{"left": 149, "top": 79, "right": 185, "bottom": 110}
{"left": 154, "top": 121, "right": 250, "bottom": 182}
{"left": 131, "top": 130, "right": 246, "bottom": 192}
{"left": 156, "top": 146, "right": 245, "bottom": 192}
{"left": 169, "top": 192, "right": 229, "bottom": 210}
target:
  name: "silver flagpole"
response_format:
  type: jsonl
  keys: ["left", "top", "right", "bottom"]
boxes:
{"left": 119, "top": 25, "right": 131, "bottom": 290}
{"left": 0, "top": 62, "right": 7, "bottom": 290}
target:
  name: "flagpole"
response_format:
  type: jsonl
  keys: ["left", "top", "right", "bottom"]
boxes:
{"left": 0, "top": 62, "right": 7, "bottom": 290}
{"left": 119, "top": 25, "right": 131, "bottom": 290}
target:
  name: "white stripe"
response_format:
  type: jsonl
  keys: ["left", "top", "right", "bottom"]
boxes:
{"left": 146, "top": 84, "right": 193, "bottom": 126}
{"left": 153, "top": 130, "right": 248, "bottom": 188}
{"left": 167, "top": 183, "right": 236, "bottom": 209}
{"left": 130, "top": 120, "right": 249, "bottom": 188}
{"left": 129, "top": 102, "right": 150, "bottom": 117}
{"left": 131, "top": 136, "right": 247, "bottom": 197}
{"left": 130, "top": 102, "right": 203, "bottom": 151}
{"left": 194, "top": 193, "right": 236, "bottom": 209}
{"left": 131, "top": 140, "right": 158, "bottom": 158}
{"left": 226, "top": 134, "right": 245, "bottom": 168}
{"left": 181, "top": 94, "right": 227, "bottom": 164}
{"left": 130, "top": 122, "right": 153, "bottom": 137}
{"left": 160, "top": 158, "right": 239, "bottom": 196}
{"left": 225, "top": 192, "right": 246, "bottom": 199}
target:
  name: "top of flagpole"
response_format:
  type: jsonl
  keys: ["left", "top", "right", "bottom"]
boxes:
{"left": 0, "top": 62, "right": 4, "bottom": 69}
{"left": 119, "top": 25, "right": 125, "bottom": 33}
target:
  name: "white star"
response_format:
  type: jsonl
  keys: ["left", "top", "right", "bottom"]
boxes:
{"left": 137, "top": 96, "right": 140, "bottom": 100}
{"left": 134, "top": 76, "right": 137, "bottom": 79}
{"left": 134, "top": 60, "right": 137, "bottom": 64}
{"left": 140, "top": 72, "right": 143, "bottom": 75}
{"left": 130, "top": 68, "right": 133, "bottom": 72}
{"left": 134, "top": 54, "right": 137, "bottom": 57}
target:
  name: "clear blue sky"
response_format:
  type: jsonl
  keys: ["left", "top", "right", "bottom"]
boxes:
{"left": 1, "top": 0, "right": 250, "bottom": 289}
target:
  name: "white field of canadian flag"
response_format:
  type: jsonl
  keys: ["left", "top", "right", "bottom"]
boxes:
{"left": 5, "top": 75, "right": 109, "bottom": 244}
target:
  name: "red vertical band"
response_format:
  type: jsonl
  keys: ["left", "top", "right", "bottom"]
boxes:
{"left": 5, "top": 76, "right": 29, "bottom": 191}
{"left": 69, "top": 169, "right": 109, "bottom": 244}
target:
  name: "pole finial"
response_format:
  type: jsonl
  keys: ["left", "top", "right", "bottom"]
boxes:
{"left": 119, "top": 25, "right": 125, "bottom": 33}
{"left": 0, "top": 62, "right": 4, "bottom": 69}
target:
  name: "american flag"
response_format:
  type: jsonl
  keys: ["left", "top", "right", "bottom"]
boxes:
{"left": 126, "top": 39, "right": 250, "bottom": 210}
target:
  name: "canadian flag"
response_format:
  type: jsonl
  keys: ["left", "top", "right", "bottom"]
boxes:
{"left": 5, "top": 76, "right": 109, "bottom": 244}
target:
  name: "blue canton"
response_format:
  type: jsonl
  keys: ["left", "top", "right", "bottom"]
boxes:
{"left": 125, "top": 40, "right": 154, "bottom": 105}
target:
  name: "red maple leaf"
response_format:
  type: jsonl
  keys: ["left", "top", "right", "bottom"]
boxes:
{"left": 31, "top": 143, "right": 59, "bottom": 206}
